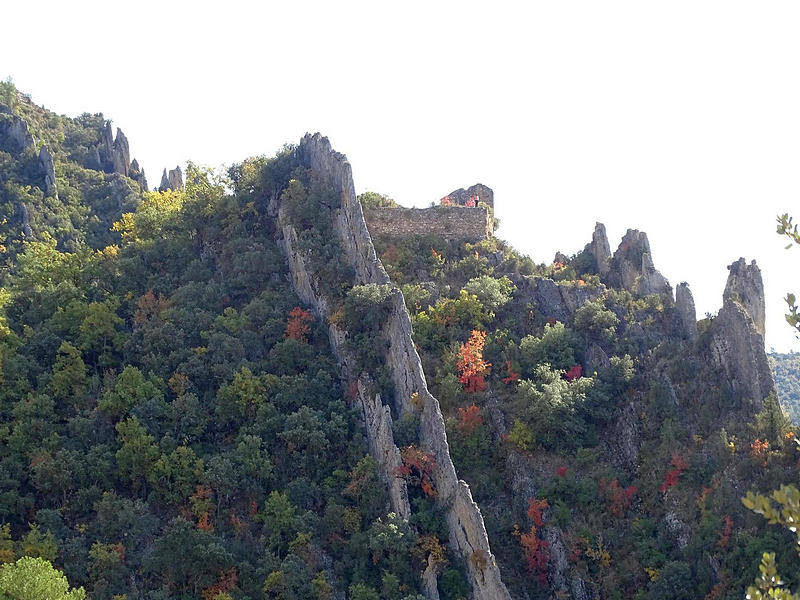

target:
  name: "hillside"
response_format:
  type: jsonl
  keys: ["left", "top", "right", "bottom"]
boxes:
{"left": 769, "top": 352, "right": 800, "bottom": 424}
{"left": 0, "top": 84, "right": 797, "bottom": 600}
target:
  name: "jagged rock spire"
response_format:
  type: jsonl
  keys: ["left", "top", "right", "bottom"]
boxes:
{"left": 39, "top": 145, "right": 57, "bottom": 198}
{"left": 723, "top": 257, "right": 766, "bottom": 336}
{"left": 112, "top": 128, "right": 130, "bottom": 177}
{"left": 709, "top": 258, "right": 773, "bottom": 408}
{"left": 606, "top": 229, "right": 671, "bottom": 296}
{"left": 587, "top": 222, "right": 611, "bottom": 276}
{"left": 159, "top": 166, "right": 184, "bottom": 192}
{"left": 129, "top": 159, "right": 148, "bottom": 191}
{"left": 675, "top": 282, "right": 698, "bottom": 340}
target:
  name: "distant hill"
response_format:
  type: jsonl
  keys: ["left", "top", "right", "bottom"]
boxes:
{"left": 769, "top": 351, "right": 800, "bottom": 423}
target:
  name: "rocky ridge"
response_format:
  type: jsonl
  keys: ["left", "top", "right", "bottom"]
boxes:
{"left": 272, "top": 133, "right": 511, "bottom": 600}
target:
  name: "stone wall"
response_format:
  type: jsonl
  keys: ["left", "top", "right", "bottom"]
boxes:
{"left": 364, "top": 206, "right": 492, "bottom": 241}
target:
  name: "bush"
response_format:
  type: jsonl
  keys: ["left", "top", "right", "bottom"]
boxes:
{"left": 519, "top": 322, "right": 581, "bottom": 375}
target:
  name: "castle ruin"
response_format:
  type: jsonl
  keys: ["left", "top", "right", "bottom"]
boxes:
{"left": 363, "top": 183, "right": 494, "bottom": 241}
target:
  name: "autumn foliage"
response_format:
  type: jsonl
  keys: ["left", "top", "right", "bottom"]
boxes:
{"left": 395, "top": 445, "right": 437, "bottom": 497}
{"left": 660, "top": 454, "right": 689, "bottom": 494}
{"left": 600, "top": 478, "right": 637, "bottom": 517}
{"left": 564, "top": 364, "right": 583, "bottom": 382}
{"left": 284, "top": 307, "right": 314, "bottom": 342}
{"left": 517, "top": 497, "right": 550, "bottom": 584}
{"left": 503, "top": 360, "right": 519, "bottom": 384}
{"left": 457, "top": 404, "right": 483, "bottom": 435}
{"left": 456, "top": 330, "right": 491, "bottom": 393}
{"left": 750, "top": 438, "right": 769, "bottom": 466}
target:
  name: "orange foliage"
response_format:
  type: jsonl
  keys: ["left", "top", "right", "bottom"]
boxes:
{"left": 284, "top": 307, "right": 314, "bottom": 342}
{"left": 750, "top": 438, "right": 769, "bottom": 466}
{"left": 395, "top": 445, "right": 437, "bottom": 497}
{"left": 202, "top": 568, "right": 238, "bottom": 600}
{"left": 503, "top": 360, "right": 519, "bottom": 384}
{"left": 457, "top": 405, "right": 483, "bottom": 435}
{"left": 718, "top": 515, "right": 732, "bottom": 548}
{"left": 527, "top": 498, "right": 549, "bottom": 527}
{"left": 601, "top": 478, "right": 637, "bottom": 517}
{"left": 456, "top": 330, "right": 491, "bottom": 393}
{"left": 134, "top": 290, "right": 170, "bottom": 326}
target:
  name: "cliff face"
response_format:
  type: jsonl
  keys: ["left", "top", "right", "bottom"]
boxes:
{"left": 709, "top": 258, "right": 774, "bottom": 408}
{"left": 273, "top": 133, "right": 511, "bottom": 600}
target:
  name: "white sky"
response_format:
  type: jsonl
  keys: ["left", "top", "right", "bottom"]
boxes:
{"left": 3, "top": 1, "right": 800, "bottom": 351}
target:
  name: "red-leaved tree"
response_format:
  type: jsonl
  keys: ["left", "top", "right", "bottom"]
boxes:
{"left": 457, "top": 405, "right": 483, "bottom": 435}
{"left": 457, "top": 330, "right": 491, "bottom": 393}
{"left": 284, "top": 307, "right": 314, "bottom": 342}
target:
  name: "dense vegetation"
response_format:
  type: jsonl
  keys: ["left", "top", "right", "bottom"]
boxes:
{"left": 769, "top": 352, "right": 800, "bottom": 424}
{"left": 0, "top": 82, "right": 798, "bottom": 599}
{"left": 373, "top": 231, "right": 799, "bottom": 599}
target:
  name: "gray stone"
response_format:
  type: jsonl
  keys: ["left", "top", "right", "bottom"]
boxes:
{"left": 441, "top": 183, "right": 494, "bottom": 209}
{"left": 606, "top": 229, "right": 671, "bottom": 297}
{"left": 0, "top": 114, "right": 34, "bottom": 152}
{"left": 724, "top": 257, "right": 766, "bottom": 336}
{"left": 159, "top": 166, "right": 184, "bottom": 191}
{"left": 586, "top": 222, "right": 611, "bottom": 276}
{"left": 129, "top": 158, "right": 148, "bottom": 191}
{"left": 112, "top": 128, "right": 130, "bottom": 176}
{"left": 675, "top": 282, "right": 698, "bottom": 340}
{"left": 275, "top": 133, "right": 511, "bottom": 600}
{"left": 710, "top": 294, "right": 775, "bottom": 409}
{"left": 17, "top": 202, "right": 33, "bottom": 238}
{"left": 38, "top": 145, "right": 57, "bottom": 197}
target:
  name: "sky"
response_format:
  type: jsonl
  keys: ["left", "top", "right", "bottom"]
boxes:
{"left": 3, "top": 1, "right": 800, "bottom": 351}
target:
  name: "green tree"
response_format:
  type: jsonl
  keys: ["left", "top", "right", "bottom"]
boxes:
{"left": 0, "top": 556, "right": 85, "bottom": 600}
{"left": 114, "top": 416, "right": 158, "bottom": 496}
{"left": 743, "top": 485, "right": 800, "bottom": 599}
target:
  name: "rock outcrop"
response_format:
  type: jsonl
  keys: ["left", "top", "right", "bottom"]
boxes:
{"left": 38, "top": 145, "right": 57, "bottom": 198}
{"left": 585, "top": 222, "right": 611, "bottom": 276}
{"left": 441, "top": 183, "right": 494, "bottom": 209}
{"left": 274, "top": 133, "right": 511, "bottom": 600}
{"left": 112, "top": 128, "right": 130, "bottom": 177}
{"left": 709, "top": 259, "right": 774, "bottom": 408}
{"left": 606, "top": 229, "right": 671, "bottom": 296}
{"left": 159, "top": 166, "right": 184, "bottom": 191}
{"left": 0, "top": 113, "right": 34, "bottom": 153}
{"left": 521, "top": 277, "right": 599, "bottom": 324}
{"left": 675, "top": 282, "right": 697, "bottom": 340}
{"left": 723, "top": 258, "right": 765, "bottom": 336}
{"left": 96, "top": 121, "right": 144, "bottom": 182}
{"left": 129, "top": 159, "right": 148, "bottom": 191}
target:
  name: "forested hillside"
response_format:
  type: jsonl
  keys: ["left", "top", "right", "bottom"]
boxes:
{"left": 0, "top": 84, "right": 798, "bottom": 600}
{"left": 769, "top": 352, "right": 800, "bottom": 424}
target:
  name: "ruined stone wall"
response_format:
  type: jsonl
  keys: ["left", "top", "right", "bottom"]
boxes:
{"left": 364, "top": 206, "right": 492, "bottom": 241}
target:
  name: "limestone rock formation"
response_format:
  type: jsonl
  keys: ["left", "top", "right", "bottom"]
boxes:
{"left": 523, "top": 277, "right": 599, "bottom": 324}
{"left": 276, "top": 133, "right": 511, "bottom": 600}
{"left": 129, "top": 159, "right": 148, "bottom": 191}
{"left": 442, "top": 183, "right": 494, "bottom": 209}
{"left": 112, "top": 128, "right": 130, "bottom": 176}
{"left": 675, "top": 282, "right": 698, "bottom": 340}
{"left": 723, "top": 257, "right": 765, "bottom": 336}
{"left": 606, "top": 229, "right": 671, "bottom": 296}
{"left": 159, "top": 166, "right": 184, "bottom": 191}
{"left": 38, "top": 145, "right": 57, "bottom": 197}
{"left": 709, "top": 259, "right": 774, "bottom": 408}
{"left": 17, "top": 202, "right": 33, "bottom": 238}
{"left": 0, "top": 113, "right": 34, "bottom": 152}
{"left": 585, "top": 222, "right": 611, "bottom": 276}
